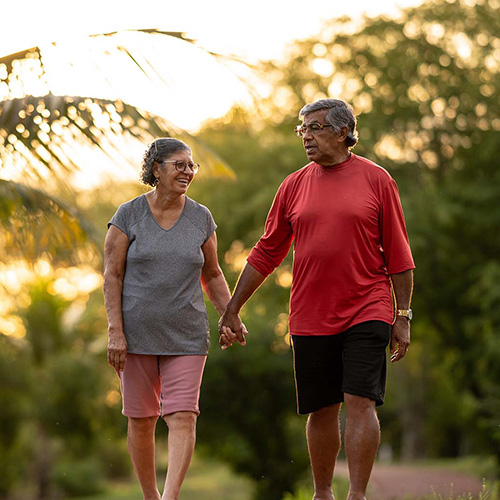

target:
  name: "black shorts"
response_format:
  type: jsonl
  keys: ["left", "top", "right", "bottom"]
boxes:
{"left": 291, "top": 320, "right": 392, "bottom": 415}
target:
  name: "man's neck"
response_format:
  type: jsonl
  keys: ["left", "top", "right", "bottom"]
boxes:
{"left": 318, "top": 150, "right": 351, "bottom": 168}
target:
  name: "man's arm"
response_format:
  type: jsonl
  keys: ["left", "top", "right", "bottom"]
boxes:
{"left": 389, "top": 269, "right": 414, "bottom": 363}
{"left": 218, "top": 263, "right": 266, "bottom": 347}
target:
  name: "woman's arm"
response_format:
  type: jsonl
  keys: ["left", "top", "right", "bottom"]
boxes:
{"left": 201, "top": 232, "right": 231, "bottom": 315}
{"left": 103, "top": 225, "right": 129, "bottom": 371}
{"left": 201, "top": 232, "right": 247, "bottom": 347}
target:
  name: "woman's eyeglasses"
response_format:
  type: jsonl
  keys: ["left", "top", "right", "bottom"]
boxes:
{"left": 160, "top": 160, "right": 200, "bottom": 174}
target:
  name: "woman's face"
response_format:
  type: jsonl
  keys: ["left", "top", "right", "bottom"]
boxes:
{"left": 155, "top": 149, "right": 195, "bottom": 194}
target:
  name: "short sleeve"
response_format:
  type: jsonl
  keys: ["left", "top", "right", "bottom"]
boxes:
{"left": 247, "top": 182, "right": 294, "bottom": 277}
{"left": 204, "top": 207, "right": 217, "bottom": 243}
{"left": 380, "top": 179, "right": 415, "bottom": 274}
{"left": 108, "top": 203, "right": 130, "bottom": 238}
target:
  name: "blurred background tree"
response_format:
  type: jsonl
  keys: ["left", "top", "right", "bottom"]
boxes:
{"left": 1, "top": 0, "right": 500, "bottom": 499}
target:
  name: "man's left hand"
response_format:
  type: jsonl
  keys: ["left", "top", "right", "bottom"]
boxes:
{"left": 390, "top": 317, "right": 410, "bottom": 362}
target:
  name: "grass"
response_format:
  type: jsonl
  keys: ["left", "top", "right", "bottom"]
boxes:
{"left": 71, "top": 454, "right": 499, "bottom": 500}
{"left": 72, "top": 454, "right": 253, "bottom": 500}
{"left": 401, "top": 456, "right": 498, "bottom": 481}
{"left": 282, "top": 476, "right": 350, "bottom": 500}
{"left": 399, "top": 480, "right": 500, "bottom": 500}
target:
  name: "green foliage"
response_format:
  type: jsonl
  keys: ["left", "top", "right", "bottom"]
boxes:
{"left": 52, "top": 458, "right": 106, "bottom": 497}
{"left": 0, "top": 276, "right": 129, "bottom": 499}
{"left": 0, "top": 336, "right": 32, "bottom": 497}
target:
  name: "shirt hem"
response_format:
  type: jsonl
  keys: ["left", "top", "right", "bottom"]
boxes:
{"left": 127, "top": 350, "right": 209, "bottom": 356}
{"left": 290, "top": 316, "right": 393, "bottom": 336}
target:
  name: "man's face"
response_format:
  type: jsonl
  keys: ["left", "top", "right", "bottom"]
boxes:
{"left": 301, "top": 109, "right": 346, "bottom": 166}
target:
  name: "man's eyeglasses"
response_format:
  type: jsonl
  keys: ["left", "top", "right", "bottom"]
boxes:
{"left": 294, "top": 123, "right": 333, "bottom": 138}
{"left": 161, "top": 160, "right": 200, "bottom": 174}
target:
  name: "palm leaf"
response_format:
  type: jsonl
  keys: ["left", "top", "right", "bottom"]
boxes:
{"left": 0, "top": 95, "right": 234, "bottom": 191}
{"left": 0, "top": 29, "right": 241, "bottom": 188}
{"left": 0, "top": 29, "right": 247, "bottom": 265}
{"left": 0, "top": 179, "right": 100, "bottom": 265}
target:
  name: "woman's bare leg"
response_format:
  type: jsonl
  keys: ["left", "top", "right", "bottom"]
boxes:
{"left": 127, "top": 416, "right": 161, "bottom": 500}
{"left": 161, "top": 411, "right": 197, "bottom": 500}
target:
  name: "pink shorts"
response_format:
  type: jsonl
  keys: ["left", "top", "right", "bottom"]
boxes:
{"left": 118, "top": 354, "right": 207, "bottom": 418}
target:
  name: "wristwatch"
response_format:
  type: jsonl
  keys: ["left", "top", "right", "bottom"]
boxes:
{"left": 397, "top": 309, "right": 413, "bottom": 321}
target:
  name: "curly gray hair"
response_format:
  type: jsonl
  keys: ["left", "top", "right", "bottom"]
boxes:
{"left": 140, "top": 138, "right": 191, "bottom": 186}
{"left": 299, "top": 99, "right": 359, "bottom": 148}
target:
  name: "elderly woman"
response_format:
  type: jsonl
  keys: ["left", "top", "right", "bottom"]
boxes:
{"left": 103, "top": 138, "right": 245, "bottom": 500}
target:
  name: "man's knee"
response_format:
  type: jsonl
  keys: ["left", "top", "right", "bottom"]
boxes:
{"left": 309, "top": 403, "right": 342, "bottom": 424}
{"left": 344, "top": 393, "right": 377, "bottom": 416}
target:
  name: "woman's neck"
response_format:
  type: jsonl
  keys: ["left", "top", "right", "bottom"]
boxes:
{"left": 147, "top": 188, "right": 185, "bottom": 211}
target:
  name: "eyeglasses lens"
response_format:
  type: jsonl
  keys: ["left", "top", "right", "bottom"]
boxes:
{"left": 175, "top": 162, "right": 199, "bottom": 174}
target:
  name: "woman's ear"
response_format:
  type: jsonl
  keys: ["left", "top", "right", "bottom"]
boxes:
{"left": 153, "top": 162, "right": 160, "bottom": 178}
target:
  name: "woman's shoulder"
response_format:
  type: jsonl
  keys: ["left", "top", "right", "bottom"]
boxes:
{"left": 118, "top": 193, "right": 147, "bottom": 210}
{"left": 114, "top": 194, "right": 148, "bottom": 227}
{"left": 184, "top": 196, "right": 212, "bottom": 216}
{"left": 183, "top": 197, "right": 215, "bottom": 230}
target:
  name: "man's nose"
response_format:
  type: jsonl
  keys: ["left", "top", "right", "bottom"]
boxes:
{"left": 302, "top": 127, "right": 313, "bottom": 139}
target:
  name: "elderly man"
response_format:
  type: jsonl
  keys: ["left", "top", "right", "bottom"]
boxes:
{"left": 219, "top": 98, "right": 414, "bottom": 500}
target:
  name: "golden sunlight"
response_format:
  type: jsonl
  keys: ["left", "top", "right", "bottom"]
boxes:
{"left": 0, "top": 259, "right": 103, "bottom": 339}
{"left": 224, "top": 240, "right": 251, "bottom": 273}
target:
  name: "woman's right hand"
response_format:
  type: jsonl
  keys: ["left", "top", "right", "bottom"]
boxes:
{"left": 107, "top": 331, "right": 128, "bottom": 372}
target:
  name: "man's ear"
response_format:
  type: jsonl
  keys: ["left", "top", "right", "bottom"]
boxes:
{"left": 338, "top": 127, "right": 348, "bottom": 142}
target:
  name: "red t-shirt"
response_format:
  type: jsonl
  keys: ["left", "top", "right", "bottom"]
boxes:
{"left": 247, "top": 153, "right": 415, "bottom": 335}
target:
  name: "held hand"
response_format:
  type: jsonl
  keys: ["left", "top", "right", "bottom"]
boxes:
{"left": 107, "top": 332, "right": 128, "bottom": 372}
{"left": 218, "top": 310, "right": 248, "bottom": 349}
{"left": 219, "top": 326, "right": 234, "bottom": 350}
{"left": 390, "top": 317, "right": 410, "bottom": 363}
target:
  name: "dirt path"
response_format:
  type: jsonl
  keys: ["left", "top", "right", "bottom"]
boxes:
{"left": 335, "top": 460, "right": 485, "bottom": 499}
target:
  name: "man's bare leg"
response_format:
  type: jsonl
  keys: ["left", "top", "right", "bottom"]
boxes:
{"left": 127, "top": 416, "right": 161, "bottom": 500}
{"left": 344, "top": 394, "right": 380, "bottom": 500}
{"left": 306, "top": 403, "right": 342, "bottom": 500}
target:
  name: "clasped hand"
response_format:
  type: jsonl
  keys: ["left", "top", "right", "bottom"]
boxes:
{"left": 218, "top": 309, "right": 248, "bottom": 350}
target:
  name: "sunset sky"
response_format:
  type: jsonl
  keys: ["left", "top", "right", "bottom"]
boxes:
{"left": 1, "top": 0, "right": 425, "bottom": 62}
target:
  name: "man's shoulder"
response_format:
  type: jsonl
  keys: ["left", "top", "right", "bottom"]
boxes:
{"left": 282, "top": 162, "right": 316, "bottom": 185}
{"left": 352, "top": 154, "right": 393, "bottom": 183}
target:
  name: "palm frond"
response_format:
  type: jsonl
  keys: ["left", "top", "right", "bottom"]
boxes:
{"left": 0, "top": 29, "right": 244, "bottom": 190}
{"left": 0, "top": 179, "right": 100, "bottom": 265}
{"left": 0, "top": 95, "right": 234, "bottom": 191}
{"left": 0, "top": 29, "right": 248, "bottom": 266}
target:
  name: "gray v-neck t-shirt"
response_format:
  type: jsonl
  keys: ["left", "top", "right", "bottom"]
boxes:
{"left": 108, "top": 194, "right": 217, "bottom": 355}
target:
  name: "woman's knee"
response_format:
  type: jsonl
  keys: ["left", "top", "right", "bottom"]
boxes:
{"left": 163, "top": 411, "right": 197, "bottom": 431}
{"left": 128, "top": 416, "right": 159, "bottom": 435}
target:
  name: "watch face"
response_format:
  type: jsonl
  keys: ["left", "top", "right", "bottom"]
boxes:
{"left": 398, "top": 309, "right": 413, "bottom": 321}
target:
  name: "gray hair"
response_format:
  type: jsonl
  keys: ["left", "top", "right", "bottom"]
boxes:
{"left": 299, "top": 99, "right": 359, "bottom": 148}
{"left": 140, "top": 138, "right": 191, "bottom": 186}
